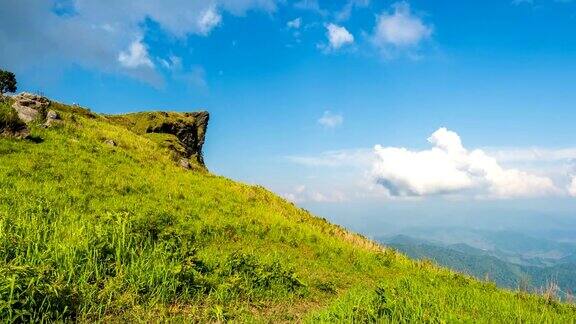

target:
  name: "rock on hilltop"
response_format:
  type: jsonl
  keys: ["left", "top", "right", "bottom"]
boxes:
{"left": 12, "top": 92, "right": 51, "bottom": 123}
{"left": 1, "top": 92, "right": 63, "bottom": 138}
{"left": 107, "top": 111, "right": 209, "bottom": 169}
{"left": 2, "top": 92, "right": 62, "bottom": 129}
{"left": 1, "top": 93, "right": 209, "bottom": 170}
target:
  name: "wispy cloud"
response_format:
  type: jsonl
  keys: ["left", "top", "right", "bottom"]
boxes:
{"left": 0, "top": 0, "right": 278, "bottom": 85}
{"left": 287, "top": 149, "right": 372, "bottom": 168}
{"left": 318, "top": 110, "right": 344, "bottom": 128}
{"left": 118, "top": 39, "right": 154, "bottom": 69}
{"left": 196, "top": 6, "right": 222, "bottom": 36}
{"left": 161, "top": 56, "right": 207, "bottom": 89}
{"left": 283, "top": 185, "right": 347, "bottom": 203}
{"left": 293, "top": 0, "right": 328, "bottom": 16}
{"left": 335, "top": 0, "right": 371, "bottom": 21}
{"left": 371, "top": 1, "right": 433, "bottom": 58}
{"left": 287, "top": 17, "right": 302, "bottom": 29}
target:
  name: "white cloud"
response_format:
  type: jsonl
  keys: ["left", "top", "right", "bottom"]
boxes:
{"left": 287, "top": 137, "right": 576, "bottom": 202}
{"left": 318, "top": 110, "right": 344, "bottom": 128}
{"left": 160, "top": 56, "right": 207, "bottom": 89}
{"left": 288, "top": 149, "right": 373, "bottom": 168}
{"left": 0, "top": 0, "right": 277, "bottom": 84}
{"left": 118, "top": 39, "right": 154, "bottom": 69}
{"left": 287, "top": 17, "right": 302, "bottom": 29}
{"left": 372, "top": 1, "right": 432, "bottom": 57}
{"left": 160, "top": 56, "right": 182, "bottom": 70}
{"left": 73, "top": 0, "right": 276, "bottom": 38}
{"left": 372, "top": 128, "right": 559, "bottom": 199}
{"left": 336, "top": 0, "right": 370, "bottom": 21}
{"left": 197, "top": 6, "right": 222, "bottom": 35}
{"left": 487, "top": 148, "right": 576, "bottom": 163}
{"left": 569, "top": 176, "right": 576, "bottom": 197}
{"left": 283, "top": 185, "right": 346, "bottom": 203}
{"left": 294, "top": 0, "right": 328, "bottom": 16}
{"left": 325, "top": 24, "right": 354, "bottom": 50}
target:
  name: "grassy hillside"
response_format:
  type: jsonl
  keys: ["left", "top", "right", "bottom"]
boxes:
{"left": 0, "top": 100, "right": 575, "bottom": 322}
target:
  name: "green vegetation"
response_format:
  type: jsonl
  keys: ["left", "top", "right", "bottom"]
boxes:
{"left": 0, "top": 101, "right": 575, "bottom": 322}
{"left": 0, "top": 70, "right": 17, "bottom": 95}
{"left": 0, "top": 99, "right": 25, "bottom": 135}
{"left": 311, "top": 265, "right": 576, "bottom": 323}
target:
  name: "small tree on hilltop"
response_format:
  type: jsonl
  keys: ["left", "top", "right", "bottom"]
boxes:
{"left": 0, "top": 69, "right": 17, "bottom": 96}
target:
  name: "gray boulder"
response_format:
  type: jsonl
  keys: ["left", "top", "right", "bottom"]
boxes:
{"left": 12, "top": 92, "right": 51, "bottom": 123}
{"left": 43, "top": 110, "right": 62, "bottom": 127}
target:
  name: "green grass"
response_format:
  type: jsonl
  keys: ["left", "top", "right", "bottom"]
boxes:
{"left": 0, "top": 99, "right": 25, "bottom": 135}
{"left": 0, "top": 102, "right": 575, "bottom": 322}
{"left": 310, "top": 262, "right": 576, "bottom": 322}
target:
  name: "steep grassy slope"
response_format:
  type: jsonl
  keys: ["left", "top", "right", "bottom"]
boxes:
{"left": 0, "top": 101, "right": 575, "bottom": 322}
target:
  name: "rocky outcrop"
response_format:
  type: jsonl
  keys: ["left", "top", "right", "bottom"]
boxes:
{"left": 12, "top": 93, "right": 50, "bottom": 123}
{"left": 145, "top": 111, "right": 209, "bottom": 166}
{"left": 1, "top": 93, "right": 64, "bottom": 139}
{"left": 108, "top": 111, "right": 210, "bottom": 169}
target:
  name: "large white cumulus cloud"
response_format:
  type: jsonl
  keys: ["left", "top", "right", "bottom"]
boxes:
{"left": 373, "top": 128, "right": 559, "bottom": 198}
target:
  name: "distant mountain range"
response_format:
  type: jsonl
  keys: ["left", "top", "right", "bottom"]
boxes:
{"left": 379, "top": 231, "right": 576, "bottom": 298}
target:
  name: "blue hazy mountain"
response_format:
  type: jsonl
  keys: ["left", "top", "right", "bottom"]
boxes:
{"left": 381, "top": 233, "right": 576, "bottom": 298}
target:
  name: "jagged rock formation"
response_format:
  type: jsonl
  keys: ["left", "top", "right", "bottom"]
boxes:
{"left": 108, "top": 111, "right": 209, "bottom": 169}
{"left": 145, "top": 112, "right": 209, "bottom": 166}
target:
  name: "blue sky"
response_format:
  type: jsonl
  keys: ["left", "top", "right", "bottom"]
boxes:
{"left": 3, "top": 0, "right": 576, "bottom": 229}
